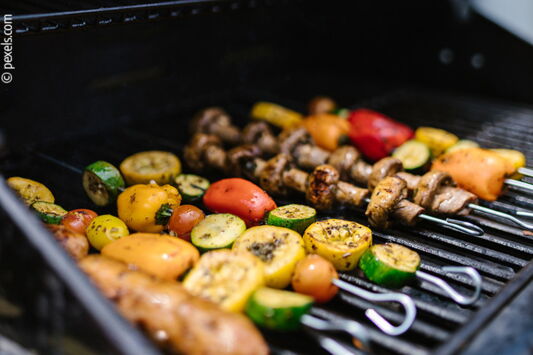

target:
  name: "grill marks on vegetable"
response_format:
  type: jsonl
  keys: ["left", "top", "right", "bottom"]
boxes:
{"left": 248, "top": 234, "right": 286, "bottom": 262}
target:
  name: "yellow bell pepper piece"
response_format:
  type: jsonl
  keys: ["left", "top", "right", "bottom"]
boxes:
{"left": 415, "top": 127, "right": 458, "bottom": 157}
{"left": 251, "top": 102, "right": 303, "bottom": 129}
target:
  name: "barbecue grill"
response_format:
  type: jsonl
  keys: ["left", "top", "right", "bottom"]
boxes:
{"left": 0, "top": 1, "right": 532, "bottom": 354}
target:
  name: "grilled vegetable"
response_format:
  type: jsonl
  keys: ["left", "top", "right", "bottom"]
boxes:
{"left": 7, "top": 177, "right": 55, "bottom": 205}
{"left": 191, "top": 213, "right": 246, "bottom": 251}
{"left": 490, "top": 149, "right": 526, "bottom": 171}
{"left": 303, "top": 219, "right": 372, "bottom": 271}
{"left": 168, "top": 204, "right": 205, "bottom": 241}
{"left": 359, "top": 243, "right": 420, "bottom": 288}
{"left": 117, "top": 183, "right": 181, "bottom": 233}
{"left": 83, "top": 161, "right": 125, "bottom": 206}
{"left": 251, "top": 102, "right": 303, "bottom": 129}
{"left": 348, "top": 109, "right": 414, "bottom": 161}
{"left": 266, "top": 204, "right": 317, "bottom": 234}
{"left": 445, "top": 140, "right": 479, "bottom": 154}
{"left": 292, "top": 254, "right": 339, "bottom": 303}
{"left": 233, "top": 225, "right": 305, "bottom": 289}
{"left": 246, "top": 287, "right": 313, "bottom": 331}
{"left": 203, "top": 178, "right": 276, "bottom": 226}
{"left": 302, "top": 114, "right": 350, "bottom": 151}
{"left": 86, "top": 214, "right": 129, "bottom": 250}
{"left": 392, "top": 140, "right": 431, "bottom": 171}
{"left": 120, "top": 151, "right": 181, "bottom": 185}
{"left": 47, "top": 224, "right": 89, "bottom": 261}
{"left": 174, "top": 174, "right": 210, "bottom": 202}
{"left": 308, "top": 96, "right": 336, "bottom": 115}
{"left": 432, "top": 147, "right": 515, "bottom": 201}
{"left": 415, "top": 127, "right": 458, "bottom": 157}
{"left": 102, "top": 233, "right": 199, "bottom": 280}
{"left": 31, "top": 201, "right": 67, "bottom": 224}
{"left": 61, "top": 209, "right": 98, "bottom": 234}
{"left": 183, "top": 250, "right": 265, "bottom": 312}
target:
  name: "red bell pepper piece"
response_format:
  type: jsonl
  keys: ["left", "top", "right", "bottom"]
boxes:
{"left": 348, "top": 109, "right": 413, "bottom": 161}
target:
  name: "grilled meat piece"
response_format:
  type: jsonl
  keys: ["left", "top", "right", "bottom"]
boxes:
{"left": 259, "top": 154, "right": 291, "bottom": 196}
{"left": 307, "top": 165, "right": 340, "bottom": 210}
{"left": 335, "top": 181, "right": 369, "bottom": 208}
{"left": 327, "top": 146, "right": 361, "bottom": 181}
{"left": 413, "top": 171, "right": 454, "bottom": 209}
{"left": 431, "top": 186, "right": 477, "bottom": 215}
{"left": 47, "top": 224, "right": 88, "bottom": 261}
{"left": 189, "top": 107, "right": 241, "bottom": 146}
{"left": 184, "top": 133, "right": 227, "bottom": 172}
{"left": 368, "top": 157, "right": 403, "bottom": 191}
{"left": 80, "top": 255, "right": 268, "bottom": 355}
{"left": 242, "top": 121, "right": 279, "bottom": 155}
{"left": 366, "top": 176, "right": 409, "bottom": 229}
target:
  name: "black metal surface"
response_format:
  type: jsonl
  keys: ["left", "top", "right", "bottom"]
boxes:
{"left": 0, "top": 90, "right": 532, "bottom": 354}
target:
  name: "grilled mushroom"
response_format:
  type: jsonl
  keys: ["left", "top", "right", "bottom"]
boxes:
{"left": 279, "top": 127, "right": 314, "bottom": 156}
{"left": 308, "top": 96, "right": 337, "bottom": 115}
{"left": 327, "top": 146, "right": 361, "bottom": 181}
{"left": 242, "top": 121, "right": 279, "bottom": 155}
{"left": 366, "top": 176, "right": 409, "bottom": 229}
{"left": 259, "top": 154, "right": 292, "bottom": 197}
{"left": 183, "top": 133, "right": 227, "bottom": 172}
{"left": 189, "top": 107, "right": 241, "bottom": 145}
{"left": 306, "top": 165, "right": 340, "bottom": 211}
{"left": 430, "top": 186, "right": 477, "bottom": 215}
{"left": 368, "top": 157, "right": 404, "bottom": 191}
{"left": 226, "top": 144, "right": 263, "bottom": 178}
{"left": 413, "top": 171, "right": 454, "bottom": 209}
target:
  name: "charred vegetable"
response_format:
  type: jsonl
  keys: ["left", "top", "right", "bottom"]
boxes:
{"left": 120, "top": 151, "right": 181, "bottom": 186}
{"left": 7, "top": 177, "right": 55, "bottom": 205}
{"left": 31, "top": 201, "right": 67, "bottom": 224}
{"left": 359, "top": 243, "right": 420, "bottom": 288}
{"left": 303, "top": 219, "right": 372, "bottom": 271}
{"left": 392, "top": 140, "right": 431, "bottom": 172}
{"left": 246, "top": 287, "right": 313, "bottom": 331}
{"left": 415, "top": 127, "right": 458, "bottom": 157}
{"left": 266, "top": 204, "right": 316, "bottom": 234}
{"left": 191, "top": 213, "right": 246, "bottom": 251}
{"left": 61, "top": 209, "right": 98, "bottom": 234}
{"left": 86, "top": 214, "right": 129, "bottom": 250}
{"left": 174, "top": 174, "right": 210, "bottom": 202}
{"left": 183, "top": 250, "right": 265, "bottom": 312}
{"left": 83, "top": 161, "right": 125, "bottom": 206}
{"left": 233, "top": 225, "right": 305, "bottom": 289}
{"left": 302, "top": 114, "right": 350, "bottom": 152}
{"left": 251, "top": 102, "right": 303, "bottom": 129}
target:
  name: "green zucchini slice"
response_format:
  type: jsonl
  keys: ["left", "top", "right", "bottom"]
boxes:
{"left": 392, "top": 140, "right": 431, "bottom": 171}
{"left": 245, "top": 287, "right": 313, "bottom": 331}
{"left": 191, "top": 213, "right": 246, "bottom": 252}
{"left": 82, "top": 161, "right": 125, "bottom": 207}
{"left": 175, "top": 174, "right": 210, "bottom": 202}
{"left": 31, "top": 201, "right": 67, "bottom": 224}
{"left": 266, "top": 204, "right": 316, "bottom": 234}
{"left": 445, "top": 140, "right": 479, "bottom": 154}
{"left": 359, "top": 243, "right": 420, "bottom": 288}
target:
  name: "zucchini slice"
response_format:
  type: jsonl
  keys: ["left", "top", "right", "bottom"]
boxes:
{"left": 233, "top": 225, "right": 305, "bottom": 289}
{"left": 120, "top": 151, "right": 182, "bottom": 185}
{"left": 191, "top": 213, "right": 246, "bottom": 251}
{"left": 183, "top": 250, "right": 265, "bottom": 312}
{"left": 83, "top": 161, "right": 125, "bottom": 207}
{"left": 359, "top": 243, "right": 420, "bottom": 288}
{"left": 7, "top": 177, "right": 55, "bottom": 205}
{"left": 266, "top": 204, "right": 317, "bottom": 234}
{"left": 303, "top": 219, "right": 372, "bottom": 271}
{"left": 392, "top": 140, "right": 431, "bottom": 171}
{"left": 31, "top": 201, "right": 67, "bottom": 224}
{"left": 246, "top": 287, "right": 313, "bottom": 331}
{"left": 446, "top": 140, "right": 479, "bottom": 154}
{"left": 175, "top": 174, "right": 210, "bottom": 202}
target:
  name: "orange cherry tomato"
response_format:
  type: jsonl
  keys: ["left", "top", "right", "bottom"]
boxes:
{"left": 167, "top": 205, "right": 205, "bottom": 241}
{"left": 203, "top": 178, "right": 276, "bottom": 226}
{"left": 291, "top": 254, "right": 339, "bottom": 303}
{"left": 61, "top": 209, "right": 98, "bottom": 235}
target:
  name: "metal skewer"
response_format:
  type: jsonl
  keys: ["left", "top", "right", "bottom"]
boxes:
{"left": 516, "top": 210, "right": 533, "bottom": 219}
{"left": 468, "top": 204, "right": 533, "bottom": 231}
{"left": 416, "top": 266, "right": 482, "bottom": 305}
{"left": 505, "top": 178, "right": 533, "bottom": 193}
{"left": 517, "top": 167, "right": 533, "bottom": 178}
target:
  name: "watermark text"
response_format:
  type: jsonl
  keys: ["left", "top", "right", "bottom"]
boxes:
{"left": 2, "top": 14, "right": 14, "bottom": 84}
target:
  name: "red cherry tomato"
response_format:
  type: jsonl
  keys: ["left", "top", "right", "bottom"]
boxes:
{"left": 203, "top": 178, "right": 276, "bottom": 226}
{"left": 167, "top": 205, "right": 205, "bottom": 241}
{"left": 292, "top": 254, "right": 339, "bottom": 303}
{"left": 61, "top": 209, "right": 98, "bottom": 235}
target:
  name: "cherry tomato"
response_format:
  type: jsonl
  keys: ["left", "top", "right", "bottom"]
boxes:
{"left": 86, "top": 214, "right": 129, "bottom": 250}
{"left": 167, "top": 205, "right": 205, "bottom": 241}
{"left": 203, "top": 178, "right": 276, "bottom": 226}
{"left": 61, "top": 209, "right": 98, "bottom": 235}
{"left": 291, "top": 254, "right": 339, "bottom": 303}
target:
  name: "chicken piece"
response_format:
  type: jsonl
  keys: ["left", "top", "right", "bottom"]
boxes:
{"left": 368, "top": 157, "right": 403, "bottom": 191}
{"left": 413, "top": 171, "right": 454, "bottom": 209}
{"left": 189, "top": 107, "right": 241, "bottom": 146}
{"left": 242, "top": 121, "right": 279, "bottom": 155}
{"left": 79, "top": 255, "right": 268, "bottom": 355}
{"left": 366, "top": 176, "right": 409, "bottom": 229}
{"left": 307, "top": 165, "right": 340, "bottom": 210}
{"left": 47, "top": 225, "right": 89, "bottom": 261}
{"left": 432, "top": 148, "right": 515, "bottom": 201}
{"left": 430, "top": 186, "right": 478, "bottom": 215}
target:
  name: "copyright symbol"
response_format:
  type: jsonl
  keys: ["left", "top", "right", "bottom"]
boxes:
{"left": 1, "top": 72, "right": 12, "bottom": 84}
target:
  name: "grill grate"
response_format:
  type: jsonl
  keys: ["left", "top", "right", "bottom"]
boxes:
{"left": 0, "top": 90, "right": 532, "bottom": 354}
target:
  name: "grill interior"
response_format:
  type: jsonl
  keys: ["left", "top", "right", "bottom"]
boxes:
{"left": 1, "top": 89, "right": 532, "bottom": 355}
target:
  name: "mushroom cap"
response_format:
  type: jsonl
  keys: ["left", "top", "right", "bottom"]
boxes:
{"left": 307, "top": 165, "right": 340, "bottom": 211}
{"left": 189, "top": 107, "right": 231, "bottom": 133}
{"left": 366, "top": 176, "right": 408, "bottom": 229}
{"left": 259, "top": 154, "right": 292, "bottom": 196}
{"left": 368, "top": 157, "right": 403, "bottom": 191}
{"left": 327, "top": 146, "right": 361, "bottom": 181}
{"left": 226, "top": 144, "right": 263, "bottom": 178}
{"left": 242, "top": 121, "right": 271, "bottom": 143}
{"left": 183, "top": 133, "right": 222, "bottom": 171}
{"left": 279, "top": 127, "right": 314, "bottom": 156}
{"left": 413, "top": 171, "right": 454, "bottom": 208}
